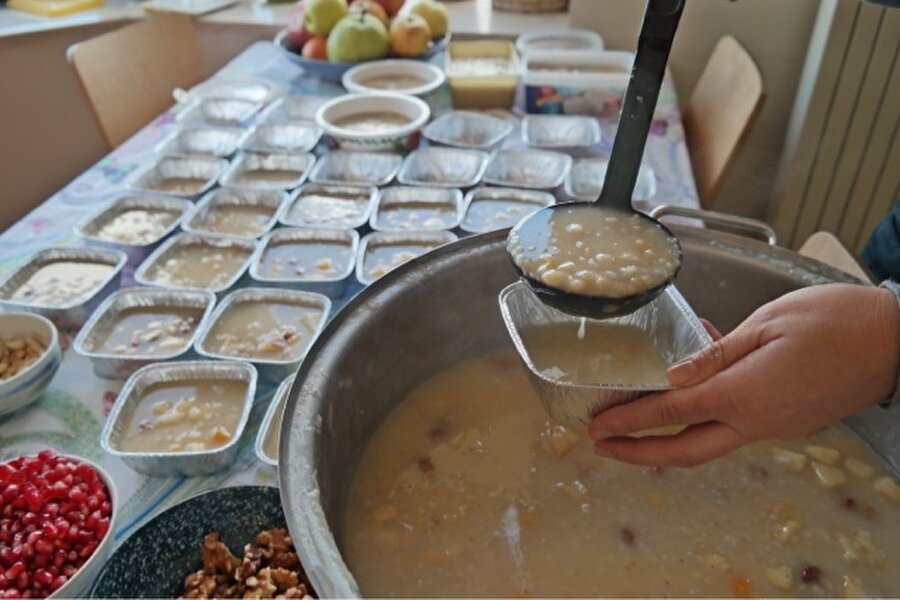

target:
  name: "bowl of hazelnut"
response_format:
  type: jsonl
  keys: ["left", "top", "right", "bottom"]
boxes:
{"left": 0, "top": 313, "right": 62, "bottom": 417}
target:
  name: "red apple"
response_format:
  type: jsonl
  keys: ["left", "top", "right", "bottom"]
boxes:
{"left": 302, "top": 36, "right": 329, "bottom": 60}
{"left": 371, "top": 0, "right": 403, "bottom": 17}
{"left": 287, "top": 2, "right": 313, "bottom": 49}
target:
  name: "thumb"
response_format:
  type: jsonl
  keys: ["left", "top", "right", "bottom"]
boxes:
{"left": 667, "top": 326, "right": 759, "bottom": 387}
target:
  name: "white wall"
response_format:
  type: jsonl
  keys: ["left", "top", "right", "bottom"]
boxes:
{"left": 569, "top": 0, "right": 821, "bottom": 220}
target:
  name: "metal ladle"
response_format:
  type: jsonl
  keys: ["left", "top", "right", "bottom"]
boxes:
{"left": 507, "top": 0, "right": 686, "bottom": 318}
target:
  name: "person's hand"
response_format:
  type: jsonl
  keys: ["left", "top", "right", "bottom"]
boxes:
{"left": 588, "top": 283, "right": 900, "bottom": 467}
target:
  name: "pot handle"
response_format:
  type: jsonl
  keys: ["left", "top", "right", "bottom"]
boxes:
{"left": 649, "top": 205, "right": 778, "bottom": 246}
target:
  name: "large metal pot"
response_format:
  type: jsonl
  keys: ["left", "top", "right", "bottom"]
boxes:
{"left": 279, "top": 220, "right": 899, "bottom": 597}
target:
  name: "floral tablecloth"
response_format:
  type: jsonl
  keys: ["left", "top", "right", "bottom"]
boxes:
{"left": 0, "top": 41, "right": 699, "bottom": 550}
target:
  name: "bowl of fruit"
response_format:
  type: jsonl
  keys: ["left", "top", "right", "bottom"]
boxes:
{"left": 0, "top": 450, "right": 116, "bottom": 598}
{"left": 275, "top": 0, "right": 451, "bottom": 82}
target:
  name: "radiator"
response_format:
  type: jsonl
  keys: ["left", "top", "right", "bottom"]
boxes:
{"left": 772, "top": 0, "right": 899, "bottom": 252}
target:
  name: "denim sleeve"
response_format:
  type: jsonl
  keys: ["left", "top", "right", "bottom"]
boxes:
{"left": 861, "top": 201, "right": 900, "bottom": 281}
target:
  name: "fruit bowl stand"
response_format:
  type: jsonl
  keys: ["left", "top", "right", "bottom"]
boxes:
{"left": 274, "top": 29, "right": 451, "bottom": 82}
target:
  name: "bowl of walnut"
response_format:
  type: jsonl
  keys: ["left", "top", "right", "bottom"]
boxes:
{"left": 0, "top": 312, "right": 62, "bottom": 417}
{"left": 89, "top": 486, "right": 314, "bottom": 598}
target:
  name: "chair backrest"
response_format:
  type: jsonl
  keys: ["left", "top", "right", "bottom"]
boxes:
{"left": 683, "top": 35, "right": 764, "bottom": 208}
{"left": 68, "top": 14, "right": 208, "bottom": 149}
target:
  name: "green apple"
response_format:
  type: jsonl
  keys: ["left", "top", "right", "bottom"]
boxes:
{"left": 304, "top": 0, "right": 348, "bottom": 37}
{"left": 327, "top": 13, "right": 390, "bottom": 62}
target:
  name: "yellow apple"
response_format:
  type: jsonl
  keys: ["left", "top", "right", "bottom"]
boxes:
{"left": 409, "top": 0, "right": 448, "bottom": 39}
{"left": 389, "top": 14, "right": 431, "bottom": 57}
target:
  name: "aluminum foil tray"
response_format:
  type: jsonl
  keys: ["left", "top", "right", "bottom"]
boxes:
{"left": 0, "top": 247, "right": 126, "bottom": 329}
{"left": 178, "top": 97, "right": 263, "bottom": 126}
{"left": 370, "top": 186, "right": 464, "bottom": 232}
{"left": 280, "top": 183, "right": 378, "bottom": 230}
{"left": 522, "top": 114, "right": 602, "bottom": 152}
{"left": 397, "top": 147, "right": 489, "bottom": 188}
{"left": 308, "top": 151, "right": 402, "bottom": 187}
{"left": 261, "top": 94, "right": 329, "bottom": 122}
{"left": 182, "top": 77, "right": 283, "bottom": 104}
{"left": 128, "top": 155, "right": 228, "bottom": 199}
{"left": 242, "top": 122, "right": 321, "bottom": 154}
{"left": 100, "top": 360, "right": 257, "bottom": 477}
{"left": 249, "top": 228, "right": 359, "bottom": 298}
{"left": 73, "top": 287, "right": 216, "bottom": 379}
{"left": 422, "top": 111, "right": 514, "bottom": 150}
{"left": 194, "top": 287, "right": 331, "bottom": 382}
{"left": 134, "top": 233, "right": 258, "bottom": 296}
{"left": 156, "top": 125, "right": 249, "bottom": 158}
{"left": 255, "top": 374, "right": 294, "bottom": 467}
{"left": 566, "top": 158, "right": 657, "bottom": 202}
{"left": 483, "top": 148, "right": 572, "bottom": 190}
{"left": 75, "top": 194, "right": 191, "bottom": 266}
{"left": 356, "top": 230, "right": 458, "bottom": 285}
{"left": 499, "top": 281, "right": 712, "bottom": 426}
{"left": 460, "top": 186, "right": 555, "bottom": 234}
{"left": 220, "top": 151, "right": 315, "bottom": 191}
{"left": 182, "top": 188, "right": 287, "bottom": 240}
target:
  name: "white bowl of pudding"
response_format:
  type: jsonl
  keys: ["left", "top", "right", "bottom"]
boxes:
{"left": 342, "top": 60, "right": 446, "bottom": 102}
{"left": 0, "top": 312, "right": 62, "bottom": 417}
{"left": 316, "top": 93, "right": 430, "bottom": 153}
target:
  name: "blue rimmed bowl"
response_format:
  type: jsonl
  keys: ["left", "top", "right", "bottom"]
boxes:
{"left": 0, "top": 312, "right": 62, "bottom": 418}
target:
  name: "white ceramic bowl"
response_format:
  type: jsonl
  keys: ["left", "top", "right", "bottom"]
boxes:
{"left": 342, "top": 60, "right": 446, "bottom": 101}
{"left": 315, "top": 92, "right": 430, "bottom": 153}
{"left": 50, "top": 455, "right": 119, "bottom": 598}
{"left": 0, "top": 312, "right": 62, "bottom": 417}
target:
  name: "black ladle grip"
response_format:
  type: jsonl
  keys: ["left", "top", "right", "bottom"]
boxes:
{"left": 597, "top": 0, "right": 685, "bottom": 211}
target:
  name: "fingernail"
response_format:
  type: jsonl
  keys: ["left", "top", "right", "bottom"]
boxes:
{"left": 667, "top": 359, "right": 698, "bottom": 386}
{"left": 588, "top": 429, "right": 614, "bottom": 441}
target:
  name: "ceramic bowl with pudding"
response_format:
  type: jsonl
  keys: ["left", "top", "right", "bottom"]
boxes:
{"left": 316, "top": 93, "right": 430, "bottom": 153}
{"left": 342, "top": 60, "right": 446, "bottom": 102}
{"left": 0, "top": 312, "right": 62, "bottom": 417}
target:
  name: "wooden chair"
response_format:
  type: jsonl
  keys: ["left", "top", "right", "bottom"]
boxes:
{"left": 683, "top": 35, "right": 764, "bottom": 208}
{"left": 799, "top": 231, "right": 872, "bottom": 283}
{"left": 68, "top": 14, "right": 209, "bottom": 149}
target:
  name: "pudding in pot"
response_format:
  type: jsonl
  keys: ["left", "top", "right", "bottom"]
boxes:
{"left": 344, "top": 349, "right": 900, "bottom": 597}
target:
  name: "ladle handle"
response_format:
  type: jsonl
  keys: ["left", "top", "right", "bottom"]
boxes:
{"left": 597, "top": 0, "right": 685, "bottom": 211}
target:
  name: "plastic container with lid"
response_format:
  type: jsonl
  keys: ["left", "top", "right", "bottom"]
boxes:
{"left": 522, "top": 50, "right": 634, "bottom": 116}
{"left": 445, "top": 40, "right": 520, "bottom": 109}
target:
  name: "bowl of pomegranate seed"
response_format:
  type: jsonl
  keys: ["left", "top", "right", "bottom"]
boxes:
{"left": 0, "top": 450, "right": 117, "bottom": 599}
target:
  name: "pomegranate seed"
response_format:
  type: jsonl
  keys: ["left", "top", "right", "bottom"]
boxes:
{"left": 100, "top": 501, "right": 111, "bottom": 517}
{"left": 32, "top": 571, "right": 50, "bottom": 590}
{"left": 50, "top": 576, "right": 66, "bottom": 591}
{"left": 14, "top": 573, "right": 28, "bottom": 592}
{"left": 1, "top": 486, "right": 19, "bottom": 503}
{"left": 51, "top": 551, "right": 65, "bottom": 569}
{"left": 4, "top": 564, "right": 24, "bottom": 581}
{"left": 95, "top": 518, "right": 110, "bottom": 540}
{"left": 60, "top": 566, "right": 75, "bottom": 578}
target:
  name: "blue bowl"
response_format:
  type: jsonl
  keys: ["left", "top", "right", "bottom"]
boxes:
{"left": 89, "top": 486, "right": 290, "bottom": 598}
{"left": 274, "top": 29, "right": 449, "bottom": 83}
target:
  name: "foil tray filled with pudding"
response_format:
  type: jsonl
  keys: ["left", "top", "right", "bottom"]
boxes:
{"left": 128, "top": 155, "right": 228, "bottom": 199}
{"left": 522, "top": 114, "right": 602, "bottom": 153}
{"left": 182, "top": 188, "right": 287, "bottom": 240}
{"left": 255, "top": 374, "right": 294, "bottom": 467}
{"left": 483, "top": 148, "right": 573, "bottom": 190}
{"left": 250, "top": 228, "right": 359, "bottom": 298}
{"left": 281, "top": 183, "right": 377, "bottom": 230}
{"left": 241, "top": 122, "right": 321, "bottom": 154}
{"left": 370, "top": 186, "right": 464, "bottom": 232}
{"left": 181, "top": 77, "right": 283, "bottom": 105}
{"left": 356, "top": 231, "right": 458, "bottom": 285}
{"left": 397, "top": 148, "right": 489, "bottom": 189}
{"left": 460, "top": 187, "right": 555, "bottom": 234}
{"left": 220, "top": 151, "right": 315, "bottom": 191}
{"left": 499, "top": 281, "right": 711, "bottom": 426}
{"left": 75, "top": 194, "right": 192, "bottom": 266}
{"left": 421, "top": 111, "right": 514, "bottom": 150}
{"left": 177, "top": 97, "right": 263, "bottom": 127}
{"left": 308, "top": 151, "right": 403, "bottom": 187}
{"left": 261, "top": 94, "right": 329, "bottom": 123}
{"left": 566, "top": 157, "right": 658, "bottom": 202}
{"left": 156, "top": 125, "right": 249, "bottom": 158}
{"left": 195, "top": 287, "right": 331, "bottom": 381}
{"left": 0, "top": 247, "right": 126, "bottom": 328}
{"left": 74, "top": 287, "right": 216, "bottom": 379}
{"left": 100, "top": 360, "right": 257, "bottom": 477}
{"left": 135, "top": 233, "right": 258, "bottom": 296}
